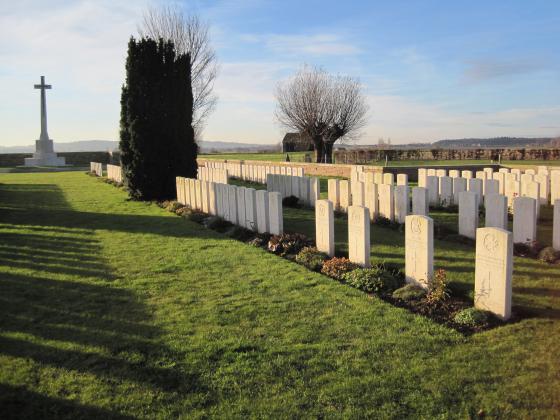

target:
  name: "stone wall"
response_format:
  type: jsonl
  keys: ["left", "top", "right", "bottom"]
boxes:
{"left": 333, "top": 148, "right": 560, "bottom": 164}
{"left": 0, "top": 151, "right": 119, "bottom": 167}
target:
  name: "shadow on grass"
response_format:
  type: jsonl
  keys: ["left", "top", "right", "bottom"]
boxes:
{"left": 0, "top": 383, "right": 134, "bottom": 420}
{"left": 0, "top": 183, "right": 209, "bottom": 417}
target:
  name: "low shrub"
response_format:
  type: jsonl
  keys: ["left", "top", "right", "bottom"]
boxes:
{"left": 342, "top": 267, "right": 403, "bottom": 294}
{"left": 514, "top": 241, "right": 543, "bottom": 258}
{"left": 453, "top": 308, "right": 490, "bottom": 327}
{"left": 426, "top": 269, "right": 450, "bottom": 305}
{"left": 320, "top": 257, "right": 359, "bottom": 280}
{"left": 282, "top": 195, "right": 300, "bottom": 208}
{"left": 187, "top": 211, "right": 207, "bottom": 224}
{"left": 225, "top": 225, "right": 254, "bottom": 241}
{"left": 295, "top": 247, "right": 328, "bottom": 271}
{"left": 204, "top": 216, "right": 231, "bottom": 232}
{"left": 392, "top": 284, "right": 427, "bottom": 301}
{"left": 267, "top": 233, "right": 312, "bottom": 256}
{"left": 374, "top": 217, "right": 402, "bottom": 230}
{"left": 176, "top": 207, "right": 192, "bottom": 217}
{"left": 166, "top": 201, "right": 183, "bottom": 213}
{"left": 537, "top": 246, "right": 560, "bottom": 264}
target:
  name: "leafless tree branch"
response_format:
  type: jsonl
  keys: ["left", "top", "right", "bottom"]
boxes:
{"left": 138, "top": 5, "right": 218, "bottom": 137}
{"left": 275, "top": 66, "right": 368, "bottom": 163}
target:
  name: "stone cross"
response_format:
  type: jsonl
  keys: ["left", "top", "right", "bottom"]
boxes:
{"left": 34, "top": 76, "right": 52, "bottom": 141}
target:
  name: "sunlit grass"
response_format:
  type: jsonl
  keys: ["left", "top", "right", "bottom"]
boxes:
{"left": 0, "top": 172, "right": 558, "bottom": 418}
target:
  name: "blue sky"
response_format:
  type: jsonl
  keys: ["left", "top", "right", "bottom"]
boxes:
{"left": 1, "top": 0, "right": 559, "bottom": 146}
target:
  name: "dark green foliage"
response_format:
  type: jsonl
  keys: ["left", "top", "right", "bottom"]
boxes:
{"left": 120, "top": 37, "right": 197, "bottom": 201}
{"left": 453, "top": 308, "right": 490, "bottom": 327}
{"left": 205, "top": 216, "right": 232, "bottom": 232}
{"left": 295, "top": 247, "right": 328, "bottom": 271}
{"left": 392, "top": 284, "right": 427, "bottom": 301}
{"left": 514, "top": 241, "right": 543, "bottom": 258}
{"left": 187, "top": 211, "right": 207, "bottom": 224}
{"left": 342, "top": 267, "right": 403, "bottom": 294}
{"left": 282, "top": 195, "right": 301, "bottom": 208}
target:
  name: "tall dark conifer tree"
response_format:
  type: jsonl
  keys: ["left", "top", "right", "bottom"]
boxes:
{"left": 120, "top": 37, "right": 197, "bottom": 200}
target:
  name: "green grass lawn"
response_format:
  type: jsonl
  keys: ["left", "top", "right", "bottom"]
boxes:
{"left": 200, "top": 152, "right": 560, "bottom": 169}
{"left": 1, "top": 172, "right": 559, "bottom": 418}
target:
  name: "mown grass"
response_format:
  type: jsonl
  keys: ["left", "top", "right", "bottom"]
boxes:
{"left": 200, "top": 152, "right": 560, "bottom": 168}
{"left": 200, "top": 152, "right": 308, "bottom": 162}
{"left": 0, "top": 172, "right": 559, "bottom": 418}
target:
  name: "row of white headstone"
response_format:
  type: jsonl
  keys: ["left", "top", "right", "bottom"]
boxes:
{"left": 175, "top": 177, "right": 283, "bottom": 235}
{"left": 327, "top": 178, "right": 410, "bottom": 223}
{"left": 197, "top": 167, "right": 228, "bottom": 184}
{"left": 315, "top": 200, "right": 514, "bottom": 320}
{"left": 204, "top": 161, "right": 305, "bottom": 184}
{"left": 266, "top": 174, "right": 321, "bottom": 207}
{"left": 106, "top": 164, "right": 123, "bottom": 183}
{"left": 90, "top": 162, "right": 103, "bottom": 177}
{"left": 418, "top": 166, "right": 559, "bottom": 208}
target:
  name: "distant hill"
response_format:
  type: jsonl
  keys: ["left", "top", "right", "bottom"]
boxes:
{"left": 0, "top": 140, "right": 280, "bottom": 154}
{"left": 431, "top": 137, "right": 553, "bottom": 148}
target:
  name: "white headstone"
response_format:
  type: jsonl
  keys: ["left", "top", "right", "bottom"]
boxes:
{"left": 504, "top": 176, "right": 521, "bottom": 208}
{"left": 462, "top": 170, "right": 473, "bottom": 179}
{"left": 534, "top": 173, "right": 549, "bottom": 205}
{"left": 452, "top": 177, "right": 467, "bottom": 205}
{"left": 339, "top": 180, "right": 351, "bottom": 212}
{"left": 328, "top": 179, "right": 340, "bottom": 211}
{"left": 449, "top": 170, "right": 460, "bottom": 178}
{"left": 484, "top": 179, "right": 499, "bottom": 196}
{"left": 394, "top": 185, "right": 409, "bottom": 224}
{"left": 459, "top": 191, "right": 479, "bottom": 239}
{"left": 244, "top": 188, "right": 257, "bottom": 231}
{"left": 522, "top": 181, "right": 540, "bottom": 218}
{"left": 412, "top": 187, "right": 429, "bottom": 216}
{"left": 484, "top": 194, "right": 508, "bottom": 230}
{"left": 208, "top": 182, "right": 217, "bottom": 215}
{"left": 439, "top": 176, "right": 452, "bottom": 207}
{"left": 378, "top": 183, "right": 394, "bottom": 221}
{"left": 554, "top": 199, "right": 560, "bottom": 251}
{"left": 227, "top": 185, "right": 238, "bottom": 223}
{"left": 268, "top": 192, "right": 283, "bottom": 235}
{"left": 513, "top": 197, "right": 536, "bottom": 243}
{"left": 468, "top": 178, "right": 483, "bottom": 203}
{"left": 474, "top": 227, "right": 513, "bottom": 320}
{"left": 426, "top": 176, "right": 439, "bottom": 206}
{"left": 383, "top": 173, "right": 394, "bottom": 185}
{"left": 418, "top": 168, "right": 427, "bottom": 188}
{"left": 552, "top": 171, "right": 560, "bottom": 205}
{"left": 351, "top": 181, "right": 365, "bottom": 207}
{"left": 405, "top": 215, "right": 433, "bottom": 289}
{"left": 299, "top": 177, "right": 310, "bottom": 206}
{"left": 255, "top": 190, "right": 269, "bottom": 233}
{"left": 315, "top": 200, "right": 335, "bottom": 257}
{"left": 236, "top": 186, "right": 246, "bottom": 226}
{"left": 436, "top": 169, "right": 447, "bottom": 178}
{"left": 348, "top": 206, "right": 370, "bottom": 267}
{"left": 364, "top": 182, "right": 378, "bottom": 221}
{"left": 309, "top": 177, "right": 320, "bottom": 207}
{"left": 492, "top": 172, "right": 506, "bottom": 195}
{"left": 397, "top": 174, "right": 408, "bottom": 186}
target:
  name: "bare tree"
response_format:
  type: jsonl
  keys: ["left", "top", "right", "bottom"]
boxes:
{"left": 275, "top": 66, "right": 368, "bottom": 163}
{"left": 139, "top": 5, "right": 218, "bottom": 138}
